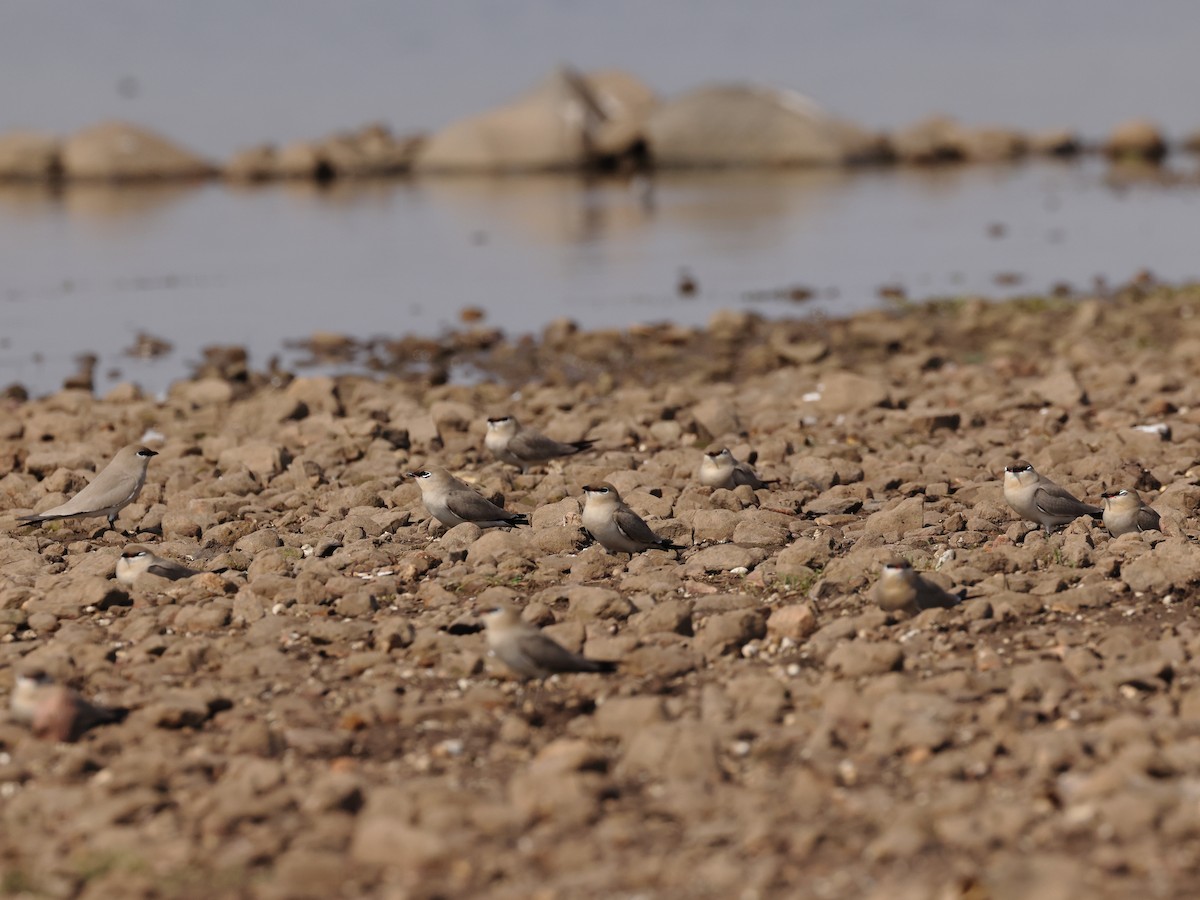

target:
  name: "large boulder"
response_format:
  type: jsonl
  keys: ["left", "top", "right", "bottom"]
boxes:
{"left": 1104, "top": 118, "right": 1167, "bottom": 162}
{"left": 62, "top": 121, "right": 216, "bottom": 181}
{"left": 223, "top": 143, "right": 278, "bottom": 181}
{"left": 415, "top": 67, "right": 654, "bottom": 173}
{"left": 642, "top": 83, "right": 882, "bottom": 168}
{"left": 0, "top": 131, "right": 61, "bottom": 180}
{"left": 950, "top": 126, "right": 1028, "bottom": 162}
{"left": 226, "top": 123, "right": 423, "bottom": 181}
{"left": 587, "top": 69, "right": 659, "bottom": 157}
{"left": 889, "top": 116, "right": 965, "bottom": 164}
{"left": 889, "top": 116, "right": 1029, "bottom": 164}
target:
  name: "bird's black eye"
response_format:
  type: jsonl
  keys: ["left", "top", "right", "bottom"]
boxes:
{"left": 415, "top": 471, "right": 430, "bottom": 478}
{"left": 1117, "top": 489, "right": 1128, "bottom": 496}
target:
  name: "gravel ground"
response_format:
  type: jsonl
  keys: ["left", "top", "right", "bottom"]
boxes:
{"left": 3, "top": 283, "right": 1200, "bottom": 899}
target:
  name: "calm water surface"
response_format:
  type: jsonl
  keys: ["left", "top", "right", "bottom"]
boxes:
{"left": 1, "top": 159, "right": 1198, "bottom": 396}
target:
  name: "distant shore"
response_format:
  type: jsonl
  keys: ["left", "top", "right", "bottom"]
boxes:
{"left": 1, "top": 67, "right": 1194, "bottom": 188}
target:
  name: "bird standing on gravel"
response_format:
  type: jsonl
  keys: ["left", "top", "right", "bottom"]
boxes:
{"left": 871, "top": 558, "right": 963, "bottom": 615}
{"left": 116, "top": 546, "right": 204, "bottom": 586}
{"left": 1002, "top": 460, "right": 1102, "bottom": 534}
{"left": 9, "top": 670, "right": 126, "bottom": 742}
{"left": 697, "top": 447, "right": 776, "bottom": 490}
{"left": 581, "top": 482, "right": 684, "bottom": 553}
{"left": 407, "top": 465, "right": 529, "bottom": 529}
{"left": 1101, "top": 488, "right": 1161, "bottom": 537}
{"left": 481, "top": 602, "right": 617, "bottom": 679}
{"left": 484, "top": 415, "right": 595, "bottom": 471}
{"left": 16, "top": 444, "right": 158, "bottom": 532}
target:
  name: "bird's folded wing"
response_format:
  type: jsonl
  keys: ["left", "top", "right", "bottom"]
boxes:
{"left": 149, "top": 562, "right": 200, "bottom": 581}
{"left": 614, "top": 507, "right": 663, "bottom": 545}
{"left": 733, "top": 463, "right": 766, "bottom": 487}
{"left": 1136, "top": 507, "right": 1162, "bottom": 532}
{"left": 917, "top": 583, "right": 961, "bottom": 610}
{"left": 1034, "top": 486, "right": 1097, "bottom": 517}
{"left": 510, "top": 431, "right": 572, "bottom": 459}
{"left": 446, "top": 490, "right": 507, "bottom": 521}
{"left": 516, "top": 632, "right": 595, "bottom": 672}
{"left": 51, "top": 469, "right": 141, "bottom": 515}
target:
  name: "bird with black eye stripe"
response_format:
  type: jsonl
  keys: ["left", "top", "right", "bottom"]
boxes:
{"left": 17, "top": 444, "right": 158, "bottom": 532}
{"left": 484, "top": 415, "right": 595, "bottom": 471}
{"left": 407, "top": 465, "right": 529, "bottom": 529}
{"left": 1101, "top": 488, "right": 1161, "bottom": 537}
{"left": 1002, "top": 460, "right": 1101, "bottom": 534}
{"left": 581, "top": 482, "right": 685, "bottom": 554}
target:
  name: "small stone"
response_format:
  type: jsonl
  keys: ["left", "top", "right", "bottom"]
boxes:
{"left": 827, "top": 641, "right": 905, "bottom": 677}
{"left": 683, "top": 544, "right": 767, "bottom": 575}
{"left": 766, "top": 603, "right": 818, "bottom": 642}
{"left": 697, "top": 609, "right": 767, "bottom": 659}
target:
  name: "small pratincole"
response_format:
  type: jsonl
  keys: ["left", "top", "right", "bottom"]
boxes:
{"left": 481, "top": 602, "right": 617, "bottom": 679}
{"left": 1002, "top": 459, "right": 1101, "bottom": 534}
{"left": 871, "top": 558, "right": 964, "bottom": 616}
{"left": 697, "top": 447, "right": 776, "bottom": 490}
{"left": 17, "top": 444, "right": 158, "bottom": 531}
{"left": 407, "top": 465, "right": 529, "bottom": 529}
{"left": 10, "top": 670, "right": 127, "bottom": 742}
{"left": 1101, "top": 488, "right": 1161, "bottom": 537}
{"left": 116, "top": 546, "right": 204, "bottom": 586}
{"left": 581, "top": 482, "right": 685, "bottom": 554}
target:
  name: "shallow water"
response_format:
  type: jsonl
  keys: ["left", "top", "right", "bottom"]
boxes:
{"left": 1, "top": 158, "right": 1198, "bottom": 396}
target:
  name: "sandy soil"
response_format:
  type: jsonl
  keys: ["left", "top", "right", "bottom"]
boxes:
{"left": 3, "top": 283, "right": 1200, "bottom": 899}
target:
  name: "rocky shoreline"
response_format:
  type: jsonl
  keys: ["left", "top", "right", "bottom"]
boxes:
{"left": 0, "top": 66, "right": 1191, "bottom": 185}
{"left": 3, "top": 283, "right": 1200, "bottom": 897}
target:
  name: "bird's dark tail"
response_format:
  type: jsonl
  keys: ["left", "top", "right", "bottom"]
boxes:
{"left": 589, "top": 659, "right": 618, "bottom": 674}
{"left": 98, "top": 706, "right": 130, "bottom": 726}
{"left": 570, "top": 439, "right": 597, "bottom": 454}
{"left": 68, "top": 705, "right": 129, "bottom": 741}
{"left": 509, "top": 513, "right": 531, "bottom": 527}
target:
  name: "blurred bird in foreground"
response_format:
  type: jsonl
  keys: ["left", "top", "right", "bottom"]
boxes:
{"left": 871, "top": 558, "right": 964, "bottom": 616}
{"left": 10, "top": 671, "right": 127, "bottom": 742}
{"left": 481, "top": 602, "right": 616, "bottom": 679}
{"left": 116, "top": 546, "right": 204, "bottom": 586}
